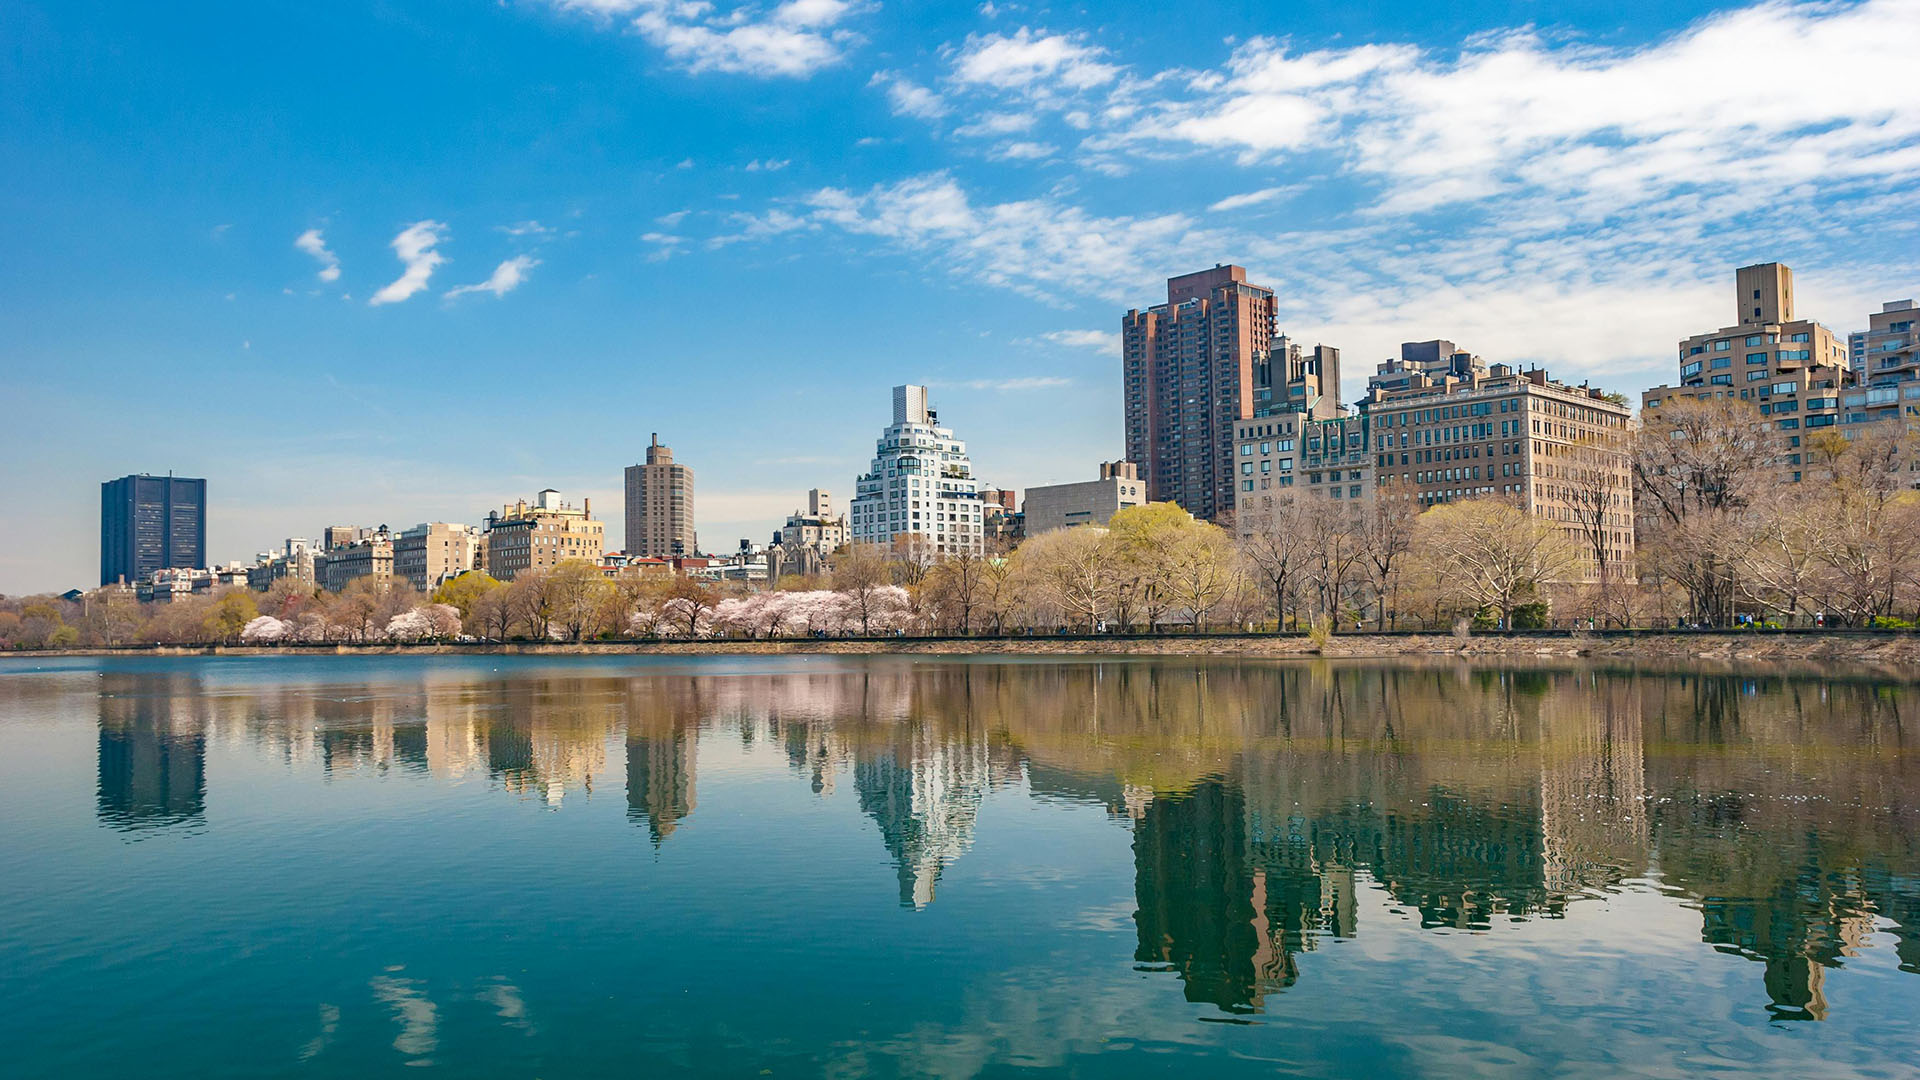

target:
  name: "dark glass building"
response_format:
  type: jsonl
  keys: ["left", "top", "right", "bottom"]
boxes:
{"left": 100, "top": 473, "right": 207, "bottom": 585}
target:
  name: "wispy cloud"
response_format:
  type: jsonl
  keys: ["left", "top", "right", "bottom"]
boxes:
{"left": 498, "top": 220, "right": 553, "bottom": 238}
{"left": 369, "top": 221, "right": 447, "bottom": 306}
{"left": 963, "top": 376, "right": 1072, "bottom": 391}
{"left": 950, "top": 28, "right": 1119, "bottom": 92}
{"left": 744, "top": 158, "right": 790, "bottom": 172}
{"left": 1207, "top": 186, "right": 1296, "bottom": 212}
{"left": 295, "top": 228, "right": 341, "bottom": 283}
{"left": 873, "top": 71, "right": 948, "bottom": 119}
{"left": 551, "top": 0, "right": 869, "bottom": 78}
{"left": 446, "top": 255, "right": 539, "bottom": 299}
{"left": 1040, "top": 329, "right": 1120, "bottom": 354}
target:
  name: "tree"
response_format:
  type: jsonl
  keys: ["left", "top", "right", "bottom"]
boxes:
{"left": 833, "top": 544, "right": 894, "bottom": 636}
{"left": 1237, "top": 496, "right": 1312, "bottom": 631}
{"left": 1802, "top": 428, "right": 1920, "bottom": 624}
{"left": 329, "top": 578, "right": 386, "bottom": 641}
{"left": 663, "top": 575, "right": 718, "bottom": 637}
{"left": 1633, "top": 397, "right": 1779, "bottom": 625}
{"left": 79, "top": 587, "right": 143, "bottom": 646}
{"left": 544, "top": 559, "right": 614, "bottom": 641}
{"left": 1560, "top": 434, "right": 1633, "bottom": 626}
{"left": 1014, "top": 525, "right": 1112, "bottom": 630}
{"left": 468, "top": 584, "right": 516, "bottom": 640}
{"left": 202, "top": 590, "right": 260, "bottom": 643}
{"left": 1414, "top": 497, "right": 1579, "bottom": 628}
{"left": 1303, "top": 504, "right": 1365, "bottom": 629}
{"left": 923, "top": 550, "right": 991, "bottom": 634}
{"left": 1357, "top": 492, "right": 1418, "bottom": 629}
{"left": 506, "top": 571, "right": 553, "bottom": 639}
{"left": 1105, "top": 503, "right": 1190, "bottom": 630}
{"left": 431, "top": 571, "right": 502, "bottom": 622}
{"left": 1162, "top": 518, "right": 1237, "bottom": 629}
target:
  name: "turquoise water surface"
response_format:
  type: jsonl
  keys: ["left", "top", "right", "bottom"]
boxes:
{"left": 2, "top": 654, "right": 1917, "bottom": 1078}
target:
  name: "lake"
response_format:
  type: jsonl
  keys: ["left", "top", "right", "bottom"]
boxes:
{"left": 1, "top": 654, "right": 1917, "bottom": 1078}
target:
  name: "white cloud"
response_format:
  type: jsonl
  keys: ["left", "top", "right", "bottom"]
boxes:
{"left": 369, "top": 221, "right": 447, "bottom": 306}
{"left": 446, "top": 255, "right": 539, "bottom": 299}
{"left": 873, "top": 72, "right": 949, "bottom": 120}
{"left": 963, "top": 376, "right": 1072, "bottom": 391}
{"left": 744, "top": 158, "right": 791, "bottom": 172}
{"left": 739, "top": 172, "right": 1224, "bottom": 302}
{"left": 295, "top": 228, "right": 341, "bottom": 283}
{"left": 498, "top": 220, "right": 553, "bottom": 238}
{"left": 1041, "top": 329, "right": 1120, "bottom": 354}
{"left": 952, "top": 111, "right": 1035, "bottom": 138}
{"left": 655, "top": 210, "right": 690, "bottom": 227}
{"left": 989, "top": 140, "right": 1055, "bottom": 161}
{"left": 552, "top": 0, "right": 868, "bottom": 78}
{"left": 951, "top": 28, "right": 1119, "bottom": 91}
{"left": 1207, "top": 186, "right": 1296, "bottom": 212}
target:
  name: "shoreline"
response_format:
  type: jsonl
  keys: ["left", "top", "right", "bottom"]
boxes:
{"left": 8, "top": 629, "right": 1920, "bottom": 669}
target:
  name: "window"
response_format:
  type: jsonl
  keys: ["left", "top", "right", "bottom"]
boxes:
{"left": 1682, "top": 361, "right": 1704, "bottom": 378}
{"left": 1710, "top": 357, "right": 1731, "bottom": 370}
{"left": 1747, "top": 352, "right": 1768, "bottom": 364}
{"left": 1710, "top": 374, "right": 1732, "bottom": 385}
{"left": 1747, "top": 370, "right": 1769, "bottom": 381}
{"left": 1714, "top": 339, "right": 1731, "bottom": 351}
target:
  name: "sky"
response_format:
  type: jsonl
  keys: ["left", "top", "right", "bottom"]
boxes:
{"left": 3, "top": 0, "right": 1917, "bottom": 593}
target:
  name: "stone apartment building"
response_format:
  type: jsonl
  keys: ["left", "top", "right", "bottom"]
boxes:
{"left": 1235, "top": 361, "right": 1634, "bottom": 582}
{"left": 394, "top": 522, "right": 480, "bottom": 593}
{"left": 481, "top": 490, "right": 605, "bottom": 581}
{"left": 1021, "top": 462, "right": 1146, "bottom": 535}
{"left": 1642, "top": 264, "right": 1918, "bottom": 481}
{"left": 317, "top": 526, "right": 394, "bottom": 593}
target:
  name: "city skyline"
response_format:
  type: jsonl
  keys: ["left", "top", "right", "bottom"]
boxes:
{"left": 6, "top": 0, "right": 1919, "bottom": 592}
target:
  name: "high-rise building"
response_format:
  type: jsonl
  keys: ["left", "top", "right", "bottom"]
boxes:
{"left": 849, "top": 385, "right": 984, "bottom": 556}
{"left": 481, "top": 490, "right": 604, "bottom": 580}
{"left": 100, "top": 473, "right": 206, "bottom": 586}
{"left": 1123, "top": 266, "right": 1278, "bottom": 521}
{"left": 625, "top": 434, "right": 696, "bottom": 558}
{"left": 1021, "top": 462, "right": 1146, "bottom": 535}
{"left": 770, "top": 489, "right": 848, "bottom": 577}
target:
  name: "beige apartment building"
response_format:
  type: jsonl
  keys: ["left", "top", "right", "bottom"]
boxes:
{"left": 1643, "top": 264, "right": 1917, "bottom": 481}
{"left": 625, "top": 434, "right": 696, "bottom": 558}
{"left": 317, "top": 526, "right": 394, "bottom": 593}
{"left": 1235, "top": 363, "right": 1633, "bottom": 582}
{"left": 394, "top": 522, "right": 480, "bottom": 593}
{"left": 1021, "top": 462, "right": 1145, "bottom": 535}
{"left": 482, "top": 490, "right": 604, "bottom": 581}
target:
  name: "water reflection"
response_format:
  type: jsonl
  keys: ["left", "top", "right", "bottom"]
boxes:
{"left": 79, "top": 659, "right": 1920, "bottom": 1022}
{"left": 96, "top": 673, "right": 207, "bottom": 832}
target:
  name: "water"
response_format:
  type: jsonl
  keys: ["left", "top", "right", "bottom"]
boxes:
{"left": 2, "top": 654, "right": 1917, "bottom": 1078}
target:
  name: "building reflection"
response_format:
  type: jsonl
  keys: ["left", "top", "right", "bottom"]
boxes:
{"left": 97, "top": 673, "right": 207, "bottom": 832}
{"left": 79, "top": 658, "right": 1920, "bottom": 1021}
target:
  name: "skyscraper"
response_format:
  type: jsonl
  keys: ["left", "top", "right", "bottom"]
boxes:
{"left": 849, "top": 385, "right": 984, "bottom": 556}
{"left": 100, "top": 473, "right": 206, "bottom": 585}
{"left": 624, "top": 434, "right": 696, "bottom": 557}
{"left": 1123, "top": 265, "right": 1278, "bottom": 521}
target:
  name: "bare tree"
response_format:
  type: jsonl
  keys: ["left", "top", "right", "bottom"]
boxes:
{"left": 1414, "top": 496, "right": 1579, "bottom": 628}
{"left": 833, "top": 543, "right": 894, "bottom": 636}
{"left": 1013, "top": 526, "right": 1112, "bottom": 630}
{"left": 1633, "top": 397, "right": 1779, "bottom": 626}
{"left": 1357, "top": 491, "right": 1418, "bottom": 629}
{"left": 1237, "top": 496, "right": 1311, "bottom": 631}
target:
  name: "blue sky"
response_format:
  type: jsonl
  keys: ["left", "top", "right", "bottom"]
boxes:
{"left": 3, "top": 0, "right": 1917, "bottom": 592}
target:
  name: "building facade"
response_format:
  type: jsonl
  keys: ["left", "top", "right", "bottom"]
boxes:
{"left": 247, "top": 538, "right": 319, "bottom": 592}
{"left": 482, "top": 490, "right": 605, "bottom": 581}
{"left": 394, "top": 522, "right": 480, "bottom": 593}
{"left": 1021, "top": 461, "right": 1146, "bottom": 535}
{"left": 979, "top": 488, "right": 1023, "bottom": 546}
{"left": 849, "top": 385, "right": 984, "bottom": 556}
{"left": 317, "top": 526, "right": 394, "bottom": 593}
{"left": 101, "top": 473, "right": 207, "bottom": 586}
{"left": 769, "top": 488, "right": 848, "bottom": 577}
{"left": 1235, "top": 363, "right": 1634, "bottom": 583}
{"left": 1123, "top": 266, "right": 1279, "bottom": 522}
{"left": 1642, "top": 266, "right": 1918, "bottom": 481}
{"left": 625, "top": 434, "right": 696, "bottom": 558}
